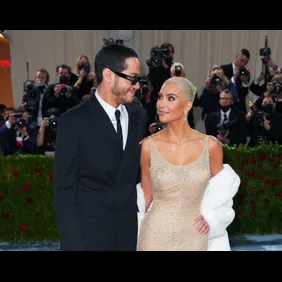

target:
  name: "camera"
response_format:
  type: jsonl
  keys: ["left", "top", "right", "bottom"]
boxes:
{"left": 210, "top": 74, "right": 222, "bottom": 88}
{"left": 272, "top": 80, "right": 282, "bottom": 95}
{"left": 11, "top": 112, "right": 27, "bottom": 129}
{"left": 58, "top": 76, "right": 69, "bottom": 96}
{"left": 23, "top": 80, "right": 45, "bottom": 111}
{"left": 174, "top": 65, "right": 182, "bottom": 77}
{"left": 217, "top": 118, "right": 236, "bottom": 137}
{"left": 140, "top": 76, "right": 149, "bottom": 95}
{"left": 78, "top": 63, "right": 90, "bottom": 74}
{"left": 249, "top": 103, "right": 266, "bottom": 127}
{"left": 45, "top": 116, "right": 58, "bottom": 130}
{"left": 239, "top": 68, "right": 250, "bottom": 76}
{"left": 150, "top": 46, "right": 169, "bottom": 68}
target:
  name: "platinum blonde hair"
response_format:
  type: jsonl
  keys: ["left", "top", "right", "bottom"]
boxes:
{"left": 164, "top": 77, "right": 197, "bottom": 102}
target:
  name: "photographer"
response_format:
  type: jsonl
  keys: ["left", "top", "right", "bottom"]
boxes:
{"left": 71, "top": 55, "right": 96, "bottom": 102}
{"left": 199, "top": 66, "right": 237, "bottom": 120}
{"left": 146, "top": 43, "right": 174, "bottom": 105}
{"left": 246, "top": 95, "right": 282, "bottom": 146}
{"left": 36, "top": 108, "right": 60, "bottom": 156}
{"left": 220, "top": 48, "right": 251, "bottom": 113}
{"left": 20, "top": 68, "right": 50, "bottom": 126}
{"left": 250, "top": 57, "right": 281, "bottom": 97}
{"left": 0, "top": 108, "right": 37, "bottom": 156}
{"left": 170, "top": 62, "right": 199, "bottom": 128}
{"left": 205, "top": 89, "right": 248, "bottom": 147}
{"left": 45, "top": 64, "right": 79, "bottom": 114}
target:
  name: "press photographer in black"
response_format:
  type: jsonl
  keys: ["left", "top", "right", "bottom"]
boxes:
{"left": 36, "top": 108, "right": 60, "bottom": 156}
{"left": 45, "top": 64, "right": 79, "bottom": 114}
{"left": 220, "top": 48, "right": 251, "bottom": 113}
{"left": 20, "top": 68, "right": 50, "bottom": 126}
{"left": 0, "top": 108, "right": 37, "bottom": 156}
{"left": 146, "top": 43, "right": 174, "bottom": 105}
{"left": 205, "top": 89, "right": 248, "bottom": 146}
{"left": 246, "top": 95, "right": 282, "bottom": 146}
{"left": 71, "top": 55, "right": 97, "bottom": 102}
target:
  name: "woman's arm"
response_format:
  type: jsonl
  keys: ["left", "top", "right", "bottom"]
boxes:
{"left": 140, "top": 137, "right": 153, "bottom": 211}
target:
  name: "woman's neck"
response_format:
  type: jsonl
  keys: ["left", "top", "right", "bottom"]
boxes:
{"left": 165, "top": 120, "right": 193, "bottom": 144}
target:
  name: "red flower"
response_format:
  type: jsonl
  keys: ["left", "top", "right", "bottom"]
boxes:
{"left": 50, "top": 171, "right": 54, "bottom": 179}
{"left": 242, "top": 159, "right": 248, "bottom": 165}
{"left": 260, "top": 154, "right": 266, "bottom": 161}
{"left": 248, "top": 170, "right": 254, "bottom": 177}
{"left": 251, "top": 157, "right": 257, "bottom": 164}
{"left": 275, "top": 191, "right": 281, "bottom": 197}
{"left": 279, "top": 154, "right": 282, "bottom": 160}
{"left": 236, "top": 153, "right": 241, "bottom": 159}
{"left": 250, "top": 200, "right": 256, "bottom": 206}
{"left": 0, "top": 194, "right": 4, "bottom": 200}
{"left": 26, "top": 197, "right": 33, "bottom": 203}
{"left": 257, "top": 163, "right": 263, "bottom": 169}
{"left": 34, "top": 168, "right": 41, "bottom": 175}
{"left": 265, "top": 198, "right": 271, "bottom": 204}
{"left": 269, "top": 156, "right": 275, "bottom": 163}
{"left": 259, "top": 189, "right": 264, "bottom": 194}
{"left": 251, "top": 210, "right": 256, "bottom": 216}
{"left": 265, "top": 179, "right": 272, "bottom": 185}
{"left": 237, "top": 209, "right": 243, "bottom": 216}
{"left": 239, "top": 165, "right": 244, "bottom": 171}
{"left": 272, "top": 179, "right": 279, "bottom": 186}
{"left": 23, "top": 183, "right": 31, "bottom": 191}
{"left": 21, "top": 224, "right": 28, "bottom": 231}
{"left": 35, "top": 212, "right": 39, "bottom": 217}
{"left": 2, "top": 212, "right": 10, "bottom": 218}
{"left": 251, "top": 187, "right": 256, "bottom": 192}
{"left": 269, "top": 211, "right": 275, "bottom": 217}
{"left": 259, "top": 174, "right": 265, "bottom": 181}
{"left": 242, "top": 180, "right": 248, "bottom": 187}
{"left": 13, "top": 170, "right": 19, "bottom": 176}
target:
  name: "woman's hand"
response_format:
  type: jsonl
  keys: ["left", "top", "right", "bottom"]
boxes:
{"left": 194, "top": 215, "right": 210, "bottom": 235}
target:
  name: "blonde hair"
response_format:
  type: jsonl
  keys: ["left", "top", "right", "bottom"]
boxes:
{"left": 165, "top": 77, "right": 197, "bottom": 102}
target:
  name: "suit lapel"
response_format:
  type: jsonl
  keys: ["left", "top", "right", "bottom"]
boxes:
{"left": 88, "top": 94, "right": 123, "bottom": 155}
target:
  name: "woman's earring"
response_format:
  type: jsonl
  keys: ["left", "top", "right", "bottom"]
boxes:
{"left": 183, "top": 112, "right": 188, "bottom": 124}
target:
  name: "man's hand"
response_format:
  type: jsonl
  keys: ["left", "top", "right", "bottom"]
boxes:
{"left": 54, "top": 84, "right": 61, "bottom": 97}
{"left": 217, "top": 130, "right": 230, "bottom": 144}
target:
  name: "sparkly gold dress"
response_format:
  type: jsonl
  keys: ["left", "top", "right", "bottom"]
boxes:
{"left": 137, "top": 135, "right": 211, "bottom": 251}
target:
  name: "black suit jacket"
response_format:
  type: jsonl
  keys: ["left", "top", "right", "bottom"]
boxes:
{"left": 220, "top": 63, "right": 250, "bottom": 113}
{"left": 205, "top": 107, "right": 248, "bottom": 146}
{"left": 53, "top": 94, "right": 148, "bottom": 251}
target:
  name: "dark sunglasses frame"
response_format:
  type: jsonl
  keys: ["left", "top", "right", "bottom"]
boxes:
{"left": 110, "top": 69, "right": 141, "bottom": 85}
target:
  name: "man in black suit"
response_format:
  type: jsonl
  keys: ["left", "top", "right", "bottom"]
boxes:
{"left": 53, "top": 43, "right": 148, "bottom": 251}
{"left": 220, "top": 48, "right": 251, "bottom": 113}
{"left": 205, "top": 89, "right": 248, "bottom": 147}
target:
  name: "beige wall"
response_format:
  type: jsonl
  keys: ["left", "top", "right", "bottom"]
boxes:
{"left": 7, "top": 30, "right": 282, "bottom": 131}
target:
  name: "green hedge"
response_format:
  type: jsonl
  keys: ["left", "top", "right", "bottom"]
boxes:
{"left": 0, "top": 143, "right": 282, "bottom": 242}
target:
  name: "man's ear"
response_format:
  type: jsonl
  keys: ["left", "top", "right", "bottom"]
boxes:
{"left": 102, "top": 68, "right": 114, "bottom": 84}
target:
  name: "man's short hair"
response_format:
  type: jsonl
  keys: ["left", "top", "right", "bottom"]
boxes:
{"left": 94, "top": 43, "right": 138, "bottom": 85}
{"left": 240, "top": 48, "right": 250, "bottom": 59}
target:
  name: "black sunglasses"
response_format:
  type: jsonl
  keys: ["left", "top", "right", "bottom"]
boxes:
{"left": 110, "top": 69, "right": 141, "bottom": 85}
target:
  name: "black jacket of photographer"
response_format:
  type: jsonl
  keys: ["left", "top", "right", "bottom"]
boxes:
{"left": 205, "top": 105, "right": 248, "bottom": 146}
{"left": 247, "top": 105, "right": 282, "bottom": 145}
{"left": 220, "top": 64, "right": 250, "bottom": 113}
{"left": 45, "top": 80, "right": 79, "bottom": 115}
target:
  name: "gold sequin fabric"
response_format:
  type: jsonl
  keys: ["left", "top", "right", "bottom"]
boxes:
{"left": 137, "top": 135, "right": 211, "bottom": 251}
